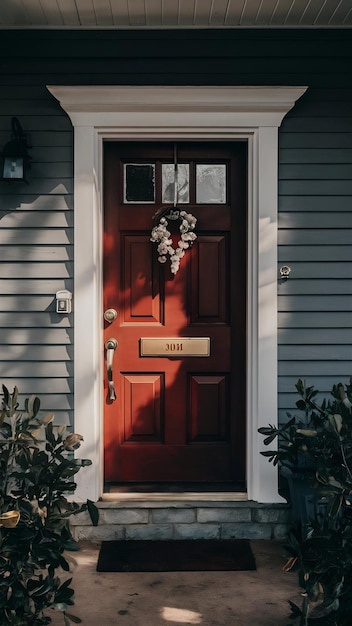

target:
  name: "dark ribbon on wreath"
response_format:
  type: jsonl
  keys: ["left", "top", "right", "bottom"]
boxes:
{"left": 151, "top": 144, "right": 197, "bottom": 275}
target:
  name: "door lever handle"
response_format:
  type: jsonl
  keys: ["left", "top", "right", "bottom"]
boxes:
{"left": 105, "top": 338, "right": 118, "bottom": 401}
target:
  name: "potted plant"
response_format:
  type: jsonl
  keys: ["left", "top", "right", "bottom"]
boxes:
{"left": 259, "top": 378, "right": 352, "bottom": 625}
{"left": 259, "top": 378, "right": 335, "bottom": 524}
{"left": 0, "top": 385, "right": 99, "bottom": 626}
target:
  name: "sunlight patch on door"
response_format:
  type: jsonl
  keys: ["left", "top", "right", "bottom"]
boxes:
{"left": 161, "top": 607, "right": 202, "bottom": 624}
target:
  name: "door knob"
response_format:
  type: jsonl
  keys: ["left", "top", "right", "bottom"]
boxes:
{"left": 105, "top": 338, "right": 118, "bottom": 401}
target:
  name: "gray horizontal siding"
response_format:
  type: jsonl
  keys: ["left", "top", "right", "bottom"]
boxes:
{"left": 0, "top": 296, "right": 71, "bottom": 311}
{"left": 0, "top": 58, "right": 349, "bottom": 79}
{"left": 280, "top": 149, "right": 352, "bottom": 164}
{"left": 1, "top": 230, "right": 72, "bottom": 244}
{"left": 0, "top": 392, "right": 73, "bottom": 411}
{"left": 0, "top": 194, "right": 72, "bottom": 209}
{"left": 278, "top": 87, "right": 352, "bottom": 416}
{"left": 0, "top": 181, "right": 73, "bottom": 195}
{"left": 279, "top": 180, "right": 352, "bottom": 195}
{"left": 279, "top": 346, "right": 352, "bottom": 360}
{"left": 0, "top": 361, "right": 72, "bottom": 376}
{"left": 0, "top": 328, "right": 73, "bottom": 343}
{"left": 1, "top": 33, "right": 351, "bottom": 60}
{"left": 0, "top": 29, "right": 351, "bottom": 87}
{"left": 279, "top": 376, "right": 351, "bottom": 393}
{"left": 1, "top": 247, "right": 72, "bottom": 261}
{"left": 280, "top": 196, "right": 352, "bottom": 211}
{"left": 278, "top": 280, "right": 352, "bottom": 295}
{"left": 1, "top": 378, "right": 72, "bottom": 393}
{"left": 279, "top": 229, "right": 351, "bottom": 244}
{"left": 279, "top": 213, "right": 352, "bottom": 228}
{"left": 280, "top": 164, "right": 352, "bottom": 180}
{"left": 0, "top": 211, "right": 73, "bottom": 228}
{"left": 280, "top": 134, "right": 352, "bottom": 150}
{"left": 280, "top": 362, "right": 352, "bottom": 376}
{"left": 279, "top": 296, "right": 352, "bottom": 311}
{"left": 279, "top": 329, "right": 352, "bottom": 344}
{"left": 0, "top": 279, "right": 74, "bottom": 294}
{"left": 0, "top": 82, "right": 73, "bottom": 425}
{"left": 0, "top": 132, "right": 72, "bottom": 148}
{"left": 0, "top": 313, "right": 72, "bottom": 327}
{"left": 0, "top": 345, "right": 72, "bottom": 360}
{"left": 279, "top": 312, "right": 352, "bottom": 328}
{"left": 281, "top": 117, "right": 352, "bottom": 133}
{"left": 279, "top": 246, "right": 351, "bottom": 261}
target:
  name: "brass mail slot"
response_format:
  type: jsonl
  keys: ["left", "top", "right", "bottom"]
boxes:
{"left": 140, "top": 337, "right": 210, "bottom": 357}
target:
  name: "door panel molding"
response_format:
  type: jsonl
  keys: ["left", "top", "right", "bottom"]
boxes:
{"left": 47, "top": 85, "right": 307, "bottom": 502}
{"left": 122, "top": 373, "right": 163, "bottom": 444}
{"left": 189, "top": 374, "right": 229, "bottom": 442}
{"left": 123, "top": 235, "right": 161, "bottom": 323}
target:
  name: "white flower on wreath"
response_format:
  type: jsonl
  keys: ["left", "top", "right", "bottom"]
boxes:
{"left": 150, "top": 210, "right": 197, "bottom": 275}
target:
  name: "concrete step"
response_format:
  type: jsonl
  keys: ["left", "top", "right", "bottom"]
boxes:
{"left": 71, "top": 496, "right": 289, "bottom": 541}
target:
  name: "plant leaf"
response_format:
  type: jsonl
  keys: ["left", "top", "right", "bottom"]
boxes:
{"left": 25, "top": 394, "right": 41, "bottom": 418}
{"left": 65, "top": 613, "right": 82, "bottom": 624}
{"left": 87, "top": 499, "right": 99, "bottom": 526}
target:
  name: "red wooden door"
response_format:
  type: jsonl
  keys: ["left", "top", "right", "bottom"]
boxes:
{"left": 103, "top": 142, "right": 246, "bottom": 486}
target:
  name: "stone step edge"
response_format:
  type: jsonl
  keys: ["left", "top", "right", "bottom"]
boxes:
{"left": 94, "top": 499, "right": 289, "bottom": 510}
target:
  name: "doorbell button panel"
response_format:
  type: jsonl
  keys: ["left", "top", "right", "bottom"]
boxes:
{"left": 56, "top": 290, "right": 72, "bottom": 314}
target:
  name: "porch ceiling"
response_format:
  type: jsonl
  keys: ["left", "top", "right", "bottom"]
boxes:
{"left": 0, "top": 0, "right": 351, "bottom": 29}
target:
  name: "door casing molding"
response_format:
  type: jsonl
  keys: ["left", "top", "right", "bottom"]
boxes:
{"left": 47, "top": 85, "right": 307, "bottom": 503}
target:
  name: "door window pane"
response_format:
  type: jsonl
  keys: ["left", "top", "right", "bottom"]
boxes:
{"left": 124, "top": 164, "right": 155, "bottom": 203}
{"left": 162, "top": 164, "right": 189, "bottom": 204}
{"left": 196, "top": 164, "right": 226, "bottom": 204}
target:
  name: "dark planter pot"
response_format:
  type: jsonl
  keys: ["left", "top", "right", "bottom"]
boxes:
{"left": 281, "top": 464, "right": 328, "bottom": 526}
{"left": 286, "top": 476, "right": 329, "bottom": 525}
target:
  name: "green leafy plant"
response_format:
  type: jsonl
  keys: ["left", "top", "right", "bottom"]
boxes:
{"left": 259, "top": 378, "right": 352, "bottom": 625}
{"left": 259, "top": 378, "right": 352, "bottom": 489}
{"left": 0, "top": 385, "right": 99, "bottom": 626}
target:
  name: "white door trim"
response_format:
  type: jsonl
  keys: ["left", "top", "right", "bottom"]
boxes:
{"left": 47, "top": 85, "right": 307, "bottom": 503}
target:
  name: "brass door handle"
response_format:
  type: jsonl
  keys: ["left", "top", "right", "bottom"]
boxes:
{"left": 105, "top": 338, "right": 118, "bottom": 401}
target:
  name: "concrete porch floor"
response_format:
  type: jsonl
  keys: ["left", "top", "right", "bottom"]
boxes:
{"left": 50, "top": 540, "right": 301, "bottom": 626}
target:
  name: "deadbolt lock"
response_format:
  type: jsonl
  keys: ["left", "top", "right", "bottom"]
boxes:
{"left": 104, "top": 308, "right": 118, "bottom": 323}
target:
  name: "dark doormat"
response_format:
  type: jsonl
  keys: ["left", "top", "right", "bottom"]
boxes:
{"left": 96, "top": 539, "right": 256, "bottom": 572}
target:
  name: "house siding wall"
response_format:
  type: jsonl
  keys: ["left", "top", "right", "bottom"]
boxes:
{"left": 0, "top": 86, "right": 73, "bottom": 424}
{"left": 278, "top": 88, "right": 352, "bottom": 419}
{"left": 0, "top": 29, "right": 351, "bottom": 426}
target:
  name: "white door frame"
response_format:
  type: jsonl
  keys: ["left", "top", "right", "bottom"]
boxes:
{"left": 47, "top": 85, "right": 307, "bottom": 503}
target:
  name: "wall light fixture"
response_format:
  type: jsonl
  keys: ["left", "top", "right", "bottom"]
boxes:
{"left": 1, "top": 117, "right": 31, "bottom": 183}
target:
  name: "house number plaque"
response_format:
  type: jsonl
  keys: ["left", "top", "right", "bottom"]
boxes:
{"left": 140, "top": 337, "right": 210, "bottom": 357}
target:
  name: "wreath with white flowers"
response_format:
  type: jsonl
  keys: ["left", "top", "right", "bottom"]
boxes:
{"left": 150, "top": 208, "right": 197, "bottom": 275}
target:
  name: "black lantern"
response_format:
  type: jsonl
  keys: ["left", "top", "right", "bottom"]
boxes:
{"left": 1, "top": 117, "right": 31, "bottom": 183}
